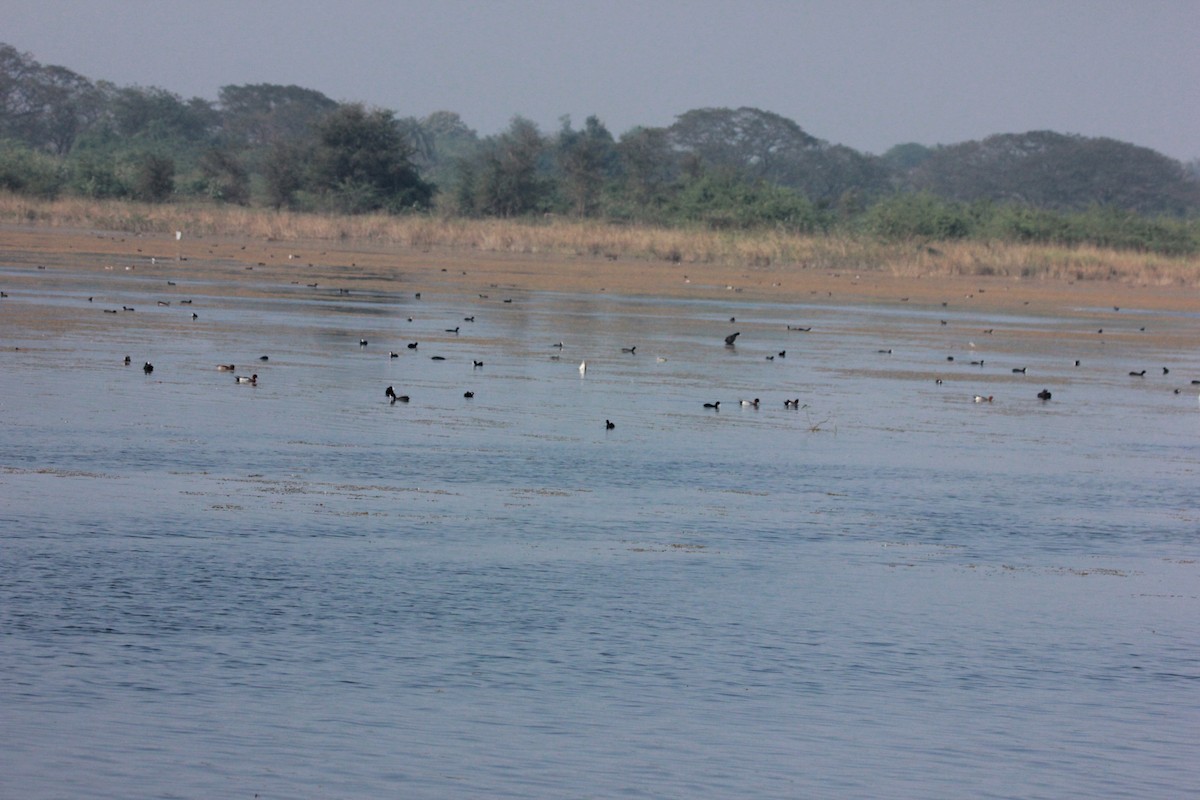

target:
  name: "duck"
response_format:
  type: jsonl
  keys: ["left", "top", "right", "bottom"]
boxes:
{"left": 463, "top": 391, "right": 474, "bottom": 398}
{"left": 1037, "top": 389, "right": 1052, "bottom": 401}
{"left": 606, "top": 419, "right": 615, "bottom": 430}
{"left": 406, "top": 342, "right": 418, "bottom": 349}
{"left": 236, "top": 374, "right": 257, "bottom": 384}
{"left": 359, "top": 338, "right": 368, "bottom": 346}
{"left": 1012, "top": 367, "right": 1027, "bottom": 374}
{"left": 784, "top": 399, "right": 803, "bottom": 408}
{"left": 621, "top": 346, "right": 637, "bottom": 354}
{"left": 1129, "top": 370, "right": 1146, "bottom": 377}
{"left": 259, "top": 356, "right": 269, "bottom": 361}
{"left": 724, "top": 332, "right": 740, "bottom": 345}
{"left": 389, "top": 352, "right": 399, "bottom": 358}
{"left": 124, "top": 355, "right": 131, "bottom": 365}
{"left": 143, "top": 362, "right": 154, "bottom": 374}
{"left": 385, "top": 386, "right": 409, "bottom": 403}
{"left": 217, "top": 364, "right": 235, "bottom": 371}
{"left": 445, "top": 326, "right": 459, "bottom": 334}
{"left": 703, "top": 401, "right": 720, "bottom": 409}
{"left": 740, "top": 398, "right": 760, "bottom": 408}
{"left": 973, "top": 395, "right": 993, "bottom": 403}
{"left": 473, "top": 360, "right": 484, "bottom": 368}
{"left": 579, "top": 361, "right": 587, "bottom": 375}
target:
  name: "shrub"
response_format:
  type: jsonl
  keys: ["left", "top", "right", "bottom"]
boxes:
{"left": 129, "top": 153, "right": 175, "bottom": 202}
{"left": 860, "top": 192, "right": 972, "bottom": 240}
{"left": 0, "top": 141, "right": 64, "bottom": 199}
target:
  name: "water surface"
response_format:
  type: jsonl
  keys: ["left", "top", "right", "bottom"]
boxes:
{"left": 2, "top": 262, "right": 1198, "bottom": 799}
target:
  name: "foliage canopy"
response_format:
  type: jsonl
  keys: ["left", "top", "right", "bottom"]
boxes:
{"left": 1, "top": 41, "right": 1197, "bottom": 255}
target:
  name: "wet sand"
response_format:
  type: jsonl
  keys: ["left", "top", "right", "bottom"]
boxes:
{"left": 2, "top": 225, "right": 1197, "bottom": 330}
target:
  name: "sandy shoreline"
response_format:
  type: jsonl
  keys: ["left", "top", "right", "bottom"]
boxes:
{"left": 2, "top": 224, "right": 1198, "bottom": 320}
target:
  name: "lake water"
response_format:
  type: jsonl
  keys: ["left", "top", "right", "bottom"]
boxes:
{"left": 2, "top": 260, "right": 1199, "bottom": 799}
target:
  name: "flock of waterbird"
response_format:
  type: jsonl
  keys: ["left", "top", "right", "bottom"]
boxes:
{"left": 344, "top": 302, "right": 1198, "bottom": 428}
{"left": 10, "top": 270, "right": 1193, "bottom": 418}
{"left": 373, "top": 324, "right": 817, "bottom": 428}
{"left": 110, "top": 293, "right": 1200, "bottom": 423}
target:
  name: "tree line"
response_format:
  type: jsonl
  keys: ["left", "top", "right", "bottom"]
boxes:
{"left": 2, "top": 42, "right": 1199, "bottom": 254}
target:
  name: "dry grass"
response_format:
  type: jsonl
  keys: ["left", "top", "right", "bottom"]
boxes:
{"left": 2, "top": 193, "right": 1197, "bottom": 286}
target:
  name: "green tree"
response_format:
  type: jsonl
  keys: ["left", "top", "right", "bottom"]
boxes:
{"left": 615, "top": 126, "right": 678, "bottom": 217}
{"left": 860, "top": 192, "right": 971, "bottom": 240}
{"left": 413, "top": 111, "right": 481, "bottom": 207}
{"left": 556, "top": 115, "right": 617, "bottom": 217}
{"left": 0, "top": 44, "right": 103, "bottom": 155}
{"left": 310, "top": 103, "right": 433, "bottom": 213}
{"left": 0, "top": 139, "right": 64, "bottom": 197}
{"left": 672, "top": 170, "right": 824, "bottom": 232}
{"left": 197, "top": 147, "right": 249, "bottom": 204}
{"left": 261, "top": 140, "right": 306, "bottom": 209}
{"left": 906, "top": 131, "right": 1200, "bottom": 216}
{"left": 472, "top": 117, "right": 549, "bottom": 217}
{"left": 418, "top": 110, "right": 479, "bottom": 164}
{"left": 66, "top": 149, "right": 127, "bottom": 198}
{"left": 784, "top": 143, "right": 893, "bottom": 208}
{"left": 129, "top": 152, "right": 175, "bottom": 202}
{"left": 881, "top": 142, "right": 934, "bottom": 171}
{"left": 217, "top": 83, "right": 337, "bottom": 149}
{"left": 668, "top": 107, "right": 819, "bottom": 184}
{"left": 109, "top": 85, "right": 216, "bottom": 144}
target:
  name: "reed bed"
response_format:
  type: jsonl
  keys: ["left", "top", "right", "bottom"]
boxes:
{"left": 2, "top": 193, "right": 1197, "bottom": 286}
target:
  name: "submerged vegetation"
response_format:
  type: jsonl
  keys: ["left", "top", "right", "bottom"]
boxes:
{"left": 1, "top": 40, "right": 1198, "bottom": 276}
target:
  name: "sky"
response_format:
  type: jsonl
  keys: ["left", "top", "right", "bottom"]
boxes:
{"left": 3, "top": 0, "right": 1197, "bottom": 161}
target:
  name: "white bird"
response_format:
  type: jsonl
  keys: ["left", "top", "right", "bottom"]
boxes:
{"left": 579, "top": 360, "right": 587, "bottom": 375}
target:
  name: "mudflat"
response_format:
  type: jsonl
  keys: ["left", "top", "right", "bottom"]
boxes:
{"left": 2, "top": 224, "right": 1197, "bottom": 322}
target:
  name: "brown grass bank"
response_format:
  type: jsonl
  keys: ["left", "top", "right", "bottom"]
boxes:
{"left": 2, "top": 193, "right": 1198, "bottom": 315}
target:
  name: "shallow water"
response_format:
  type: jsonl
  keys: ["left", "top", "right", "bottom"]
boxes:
{"left": 2, "top": 262, "right": 1199, "bottom": 799}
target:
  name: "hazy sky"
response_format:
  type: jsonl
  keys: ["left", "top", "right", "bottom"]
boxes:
{"left": 4, "top": 1, "right": 1197, "bottom": 160}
